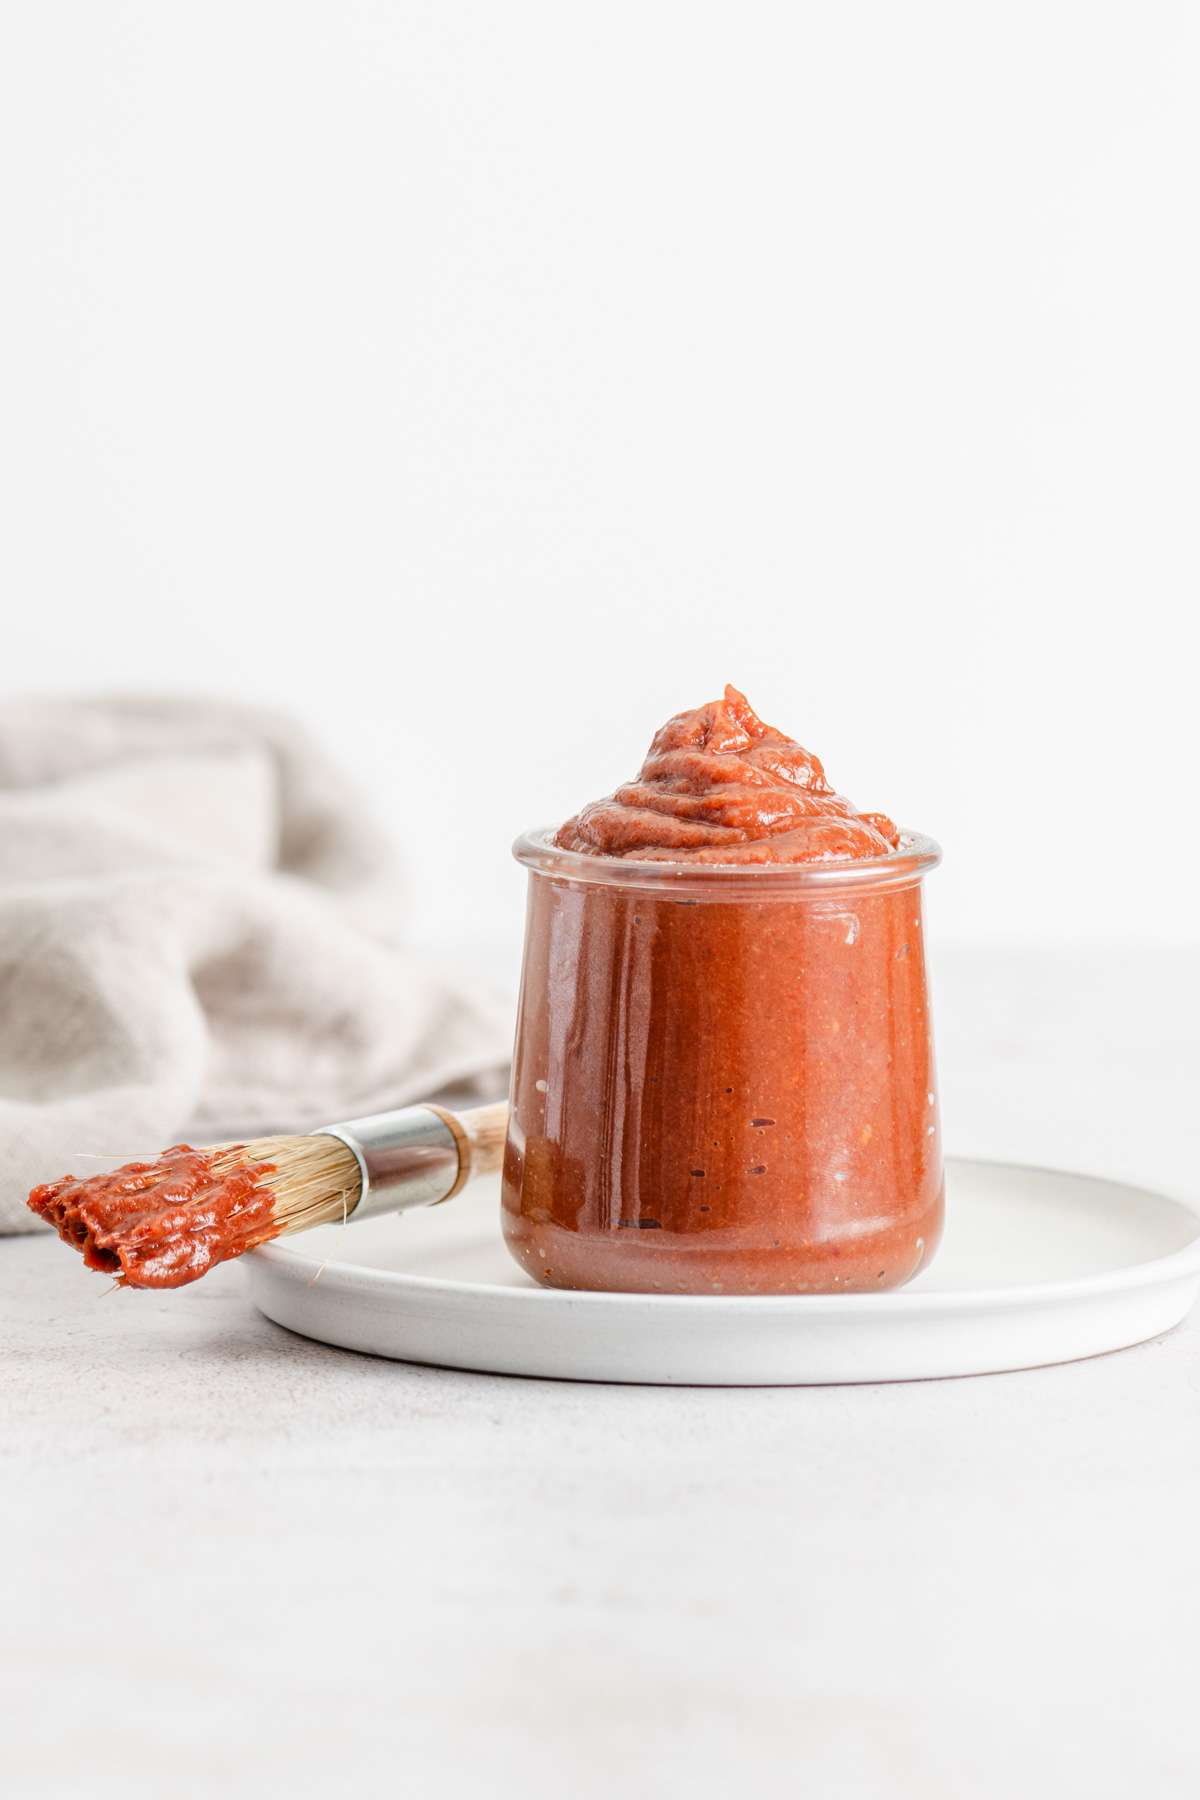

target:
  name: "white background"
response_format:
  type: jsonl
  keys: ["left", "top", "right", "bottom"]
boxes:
{"left": 2, "top": 2, "right": 1197, "bottom": 952}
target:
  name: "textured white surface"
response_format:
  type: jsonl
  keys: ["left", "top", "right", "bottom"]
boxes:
{"left": 3, "top": 944, "right": 1200, "bottom": 1798}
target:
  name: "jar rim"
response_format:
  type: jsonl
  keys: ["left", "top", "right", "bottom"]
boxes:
{"left": 512, "top": 825, "right": 941, "bottom": 898}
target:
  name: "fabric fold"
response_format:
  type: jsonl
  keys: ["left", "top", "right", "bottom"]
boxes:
{"left": 0, "top": 695, "right": 511, "bottom": 1233}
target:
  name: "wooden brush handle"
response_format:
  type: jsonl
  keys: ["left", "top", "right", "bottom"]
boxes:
{"left": 427, "top": 1100, "right": 509, "bottom": 1200}
{"left": 326, "top": 1099, "right": 511, "bottom": 1221}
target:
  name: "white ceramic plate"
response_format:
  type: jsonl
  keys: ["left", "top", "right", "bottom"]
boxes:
{"left": 245, "top": 1158, "right": 1200, "bottom": 1385}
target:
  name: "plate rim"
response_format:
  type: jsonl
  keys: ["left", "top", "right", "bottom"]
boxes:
{"left": 249, "top": 1156, "right": 1200, "bottom": 1316}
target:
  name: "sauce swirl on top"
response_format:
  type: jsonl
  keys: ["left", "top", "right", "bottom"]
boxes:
{"left": 556, "top": 685, "right": 898, "bottom": 864}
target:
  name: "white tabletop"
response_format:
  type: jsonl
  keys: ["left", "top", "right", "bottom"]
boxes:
{"left": 4, "top": 944, "right": 1199, "bottom": 1799}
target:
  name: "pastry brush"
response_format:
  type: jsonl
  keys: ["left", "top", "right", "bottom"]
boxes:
{"left": 28, "top": 1100, "right": 508, "bottom": 1291}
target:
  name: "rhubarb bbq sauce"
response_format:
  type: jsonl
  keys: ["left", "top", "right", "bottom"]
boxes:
{"left": 502, "top": 687, "right": 942, "bottom": 1294}
{"left": 28, "top": 1146, "right": 279, "bottom": 1288}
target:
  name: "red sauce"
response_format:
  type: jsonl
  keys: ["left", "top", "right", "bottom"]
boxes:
{"left": 503, "top": 688, "right": 942, "bottom": 1295}
{"left": 556, "top": 685, "right": 900, "bottom": 864}
{"left": 28, "top": 1146, "right": 278, "bottom": 1289}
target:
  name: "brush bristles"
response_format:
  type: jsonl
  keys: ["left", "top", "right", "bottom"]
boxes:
{"left": 211, "top": 1134, "right": 362, "bottom": 1238}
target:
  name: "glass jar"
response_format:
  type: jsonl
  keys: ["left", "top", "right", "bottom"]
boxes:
{"left": 502, "top": 829, "right": 943, "bottom": 1295}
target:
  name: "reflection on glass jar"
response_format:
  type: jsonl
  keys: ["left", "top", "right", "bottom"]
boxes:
{"left": 502, "top": 832, "right": 943, "bottom": 1295}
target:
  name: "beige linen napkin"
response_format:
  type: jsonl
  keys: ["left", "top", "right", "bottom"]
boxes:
{"left": 0, "top": 694, "right": 511, "bottom": 1233}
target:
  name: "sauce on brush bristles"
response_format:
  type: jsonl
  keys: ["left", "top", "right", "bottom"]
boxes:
{"left": 27, "top": 1134, "right": 362, "bottom": 1290}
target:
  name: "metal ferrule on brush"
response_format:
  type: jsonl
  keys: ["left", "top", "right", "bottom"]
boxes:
{"left": 316, "top": 1107, "right": 462, "bottom": 1222}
